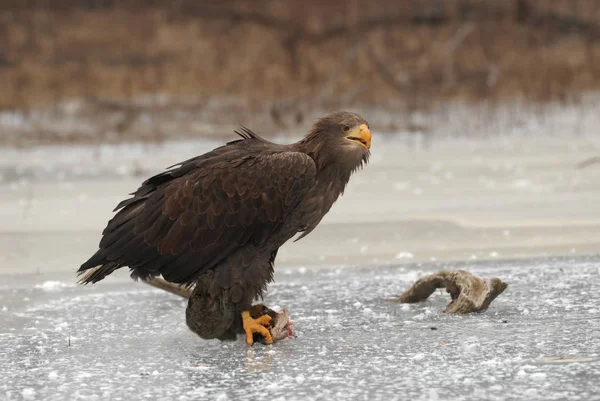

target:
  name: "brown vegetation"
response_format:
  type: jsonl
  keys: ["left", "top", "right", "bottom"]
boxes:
{"left": 1, "top": 0, "right": 600, "bottom": 145}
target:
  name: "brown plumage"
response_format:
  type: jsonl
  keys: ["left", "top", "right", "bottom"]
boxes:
{"left": 78, "top": 111, "right": 371, "bottom": 344}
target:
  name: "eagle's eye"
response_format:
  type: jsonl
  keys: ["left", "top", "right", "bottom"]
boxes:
{"left": 342, "top": 124, "right": 350, "bottom": 132}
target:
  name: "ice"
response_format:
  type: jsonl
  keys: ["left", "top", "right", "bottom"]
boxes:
{"left": 428, "top": 388, "right": 440, "bottom": 401}
{"left": 393, "top": 182, "right": 410, "bottom": 191}
{"left": 395, "top": 252, "right": 414, "bottom": 260}
{"left": 512, "top": 179, "right": 532, "bottom": 188}
{"left": 530, "top": 372, "right": 547, "bottom": 381}
{"left": 34, "top": 281, "right": 72, "bottom": 291}
{"left": 21, "top": 389, "right": 35, "bottom": 400}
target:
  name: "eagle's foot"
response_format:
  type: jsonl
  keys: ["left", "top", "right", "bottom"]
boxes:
{"left": 242, "top": 311, "right": 273, "bottom": 345}
{"left": 249, "top": 305, "right": 294, "bottom": 344}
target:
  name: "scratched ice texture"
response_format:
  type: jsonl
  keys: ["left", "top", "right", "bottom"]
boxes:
{"left": 1, "top": 256, "right": 599, "bottom": 401}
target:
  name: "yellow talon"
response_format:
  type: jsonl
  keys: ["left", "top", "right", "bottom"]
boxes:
{"left": 242, "top": 311, "right": 273, "bottom": 345}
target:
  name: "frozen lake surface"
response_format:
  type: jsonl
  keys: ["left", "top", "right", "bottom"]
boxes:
{"left": 1, "top": 135, "right": 599, "bottom": 400}
{"left": 1, "top": 256, "right": 600, "bottom": 401}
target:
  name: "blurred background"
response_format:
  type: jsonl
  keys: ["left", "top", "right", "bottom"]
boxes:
{"left": 0, "top": 0, "right": 599, "bottom": 270}
{"left": 1, "top": 0, "right": 600, "bottom": 146}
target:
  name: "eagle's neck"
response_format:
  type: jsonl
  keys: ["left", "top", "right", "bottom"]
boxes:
{"left": 296, "top": 135, "right": 362, "bottom": 183}
{"left": 288, "top": 137, "right": 363, "bottom": 241}
{"left": 317, "top": 162, "right": 353, "bottom": 196}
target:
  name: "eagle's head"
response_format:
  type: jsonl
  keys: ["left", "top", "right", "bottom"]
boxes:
{"left": 301, "top": 111, "right": 371, "bottom": 172}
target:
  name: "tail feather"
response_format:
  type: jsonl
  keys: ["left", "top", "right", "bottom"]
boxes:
{"left": 78, "top": 249, "right": 121, "bottom": 284}
{"left": 77, "top": 262, "right": 121, "bottom": 284}
{"left": 79, "top": 249, "right": 106, "bottom": 271}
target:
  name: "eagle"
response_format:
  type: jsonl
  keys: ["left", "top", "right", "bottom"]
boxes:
{"left": 78, "top": 111, "right": 371, "bottom": 345}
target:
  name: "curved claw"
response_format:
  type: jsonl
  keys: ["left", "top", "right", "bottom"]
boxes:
{"left": 242, "top": 311, "right": 273, "bottom": 345}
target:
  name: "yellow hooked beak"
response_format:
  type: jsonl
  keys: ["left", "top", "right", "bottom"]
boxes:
{"left": 345, "top": 124, "right": 371, "bottom": 150}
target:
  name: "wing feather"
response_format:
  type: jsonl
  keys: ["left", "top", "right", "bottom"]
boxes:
{"left": 81, "top": 141, "right": 316, "bottom": 285}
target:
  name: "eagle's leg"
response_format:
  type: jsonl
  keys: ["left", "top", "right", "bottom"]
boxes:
{"left": 185, "top": 272, "right": 239, "bottom": 341}
{"left": 186, "top": 292, "right": 238, "bottom": 341}
{"left": 241, "top": 311, "right": 273, "bottom": 345}
{"left": 145, "top": 276, "right": 280, "bottom": 343}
